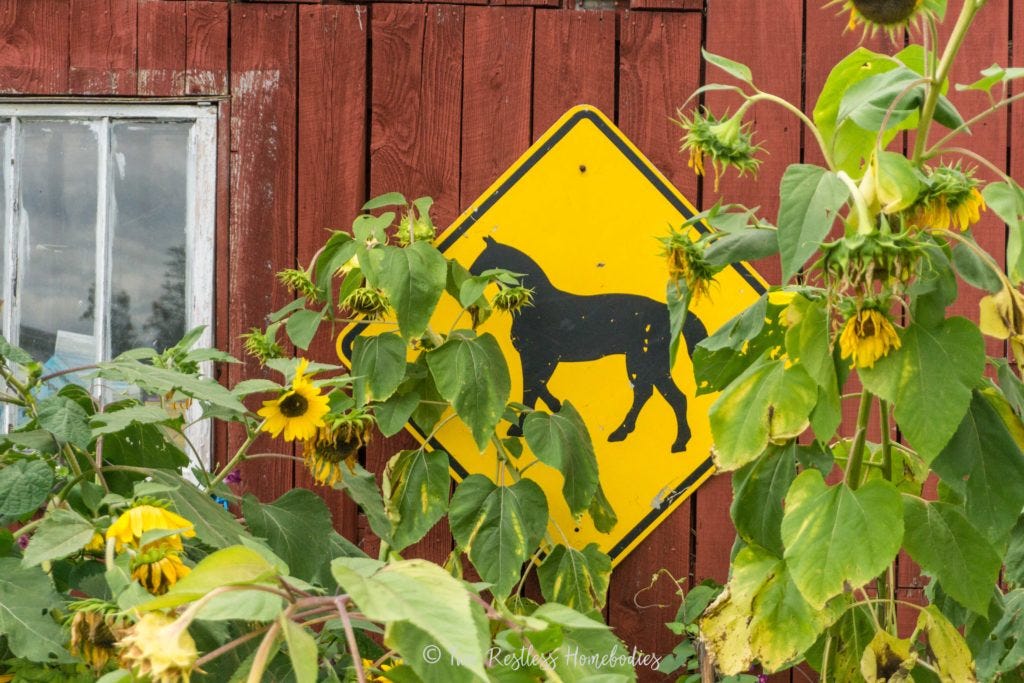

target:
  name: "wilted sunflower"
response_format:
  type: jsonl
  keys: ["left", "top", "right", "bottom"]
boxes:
{"left": 831, "top": 0, "right": 938, "bottom": 37}
{"left": 839, "top": 307, "right": 902, "bottom": 368}
{"left": 106, "top": 501, "right": 195, "bottom": 552}
{"left": 131, "top": 542, "right": 191, "bottom": 595}
{"left": 675, "top": 108, "right": 761, "bottom": 191}
{"left": 493, "top": 286, "right": 534, "bottom": 315}
{"left": 302, "top": 411, "right": 374, "bottom": 486}
{"left": 662, "top": 230, "right": 717, "bottom": 302}
{"left": 904, "top": 163, "right": 986, "bottom": 232}
{"left": 68, "top": 600, "right": 128, "bottom": 673}
{"left": 258, "top": 358, "right": 331, "bottom": 442}
{"left": 117, "top": 612, "right": 198, "bottom": 683}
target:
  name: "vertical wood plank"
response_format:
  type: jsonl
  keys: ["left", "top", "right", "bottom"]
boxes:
{"left": 186, "top": 1, "right": 229, "bottom": 96}
{"left": 531, "top": 10, "right": 615, "bottom": 140}
{"left": 0, "top": 0, "right": 70, "bottom": 94}
{"left": 611, "top": 12, "right": 703, "bottom": 675}
{"left": 296, "top": 3, "right": 369, "bottom": 542}
{"left": 695, "top": 0, "right": 803, "bottom": 586}
{"left": 69, "top": 0, "right": 137, "bottom": 95}
{"left": 461, "top": 5, "right": 534, "bottom": 204}
{"left": 367, "top": 3, "right": 464, "bottom": 562}
{"left": 229, "top": 3, "right": 299, "bottom": 502}
{"left": 137, "top": 0, "right": 186, "bottom": 96}
{"left": 491, "top": 0, "right": 558, "bottom": 9}
{"left": 214, "top": 100, "right": 232, "bottom": 472}
{"left": 371, "top": 4, "right": 464, "bottom": 226}
{"left": 1013, "top": 0, "right": 1024, "bottom": 192}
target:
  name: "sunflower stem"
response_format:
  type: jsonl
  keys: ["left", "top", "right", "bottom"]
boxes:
{"left": 880, "top": 399, "right": 894, "bottom": 483}
{"left": 844, "top": 389, "right": 874, "bottom": 490}
{"left": 911, "top": 0, "right": 982, "bottom": 164}
{"left": 748, "top": 92, "right": 836, "bottom": 171}
{"left": 207, "top": 420, "right": 266, "bottom": 490}
{"left": 837, "top": 171, "right": 874, "bottom": 234}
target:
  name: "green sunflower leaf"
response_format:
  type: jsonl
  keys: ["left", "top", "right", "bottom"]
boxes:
{"left": 777, "top": 164, "right": 849, "bottom": 282}
{"left": 731, "top": 442, "right": 797, "bottom": 557}
{"left": 378, "top": 242, "right": 447, "bottom": 341}
{"left": 0, "top": 558, "right": 70, "bottom": 662}
{"left": 384, "top": 449, "right": 450, "bottom": 552}
{"left": 523, "top": 401, "right": 599, "bottom": 515}
{"left": 701, "top": 48, "right": 753, "bottom": 84}
{"left": 537, "top": 543, "right": 611, "bottom": 614}
{"left": 351, "top": 332, "right": 407, "bottom": 404}
{"left": 449, "top": 475, "right": 548, "bottom": 599}
{"left": 0, "top": 459, "right": 54, "bottom": 521}
{"left": 781, "top": 470, "right": 903, "bottom": 609}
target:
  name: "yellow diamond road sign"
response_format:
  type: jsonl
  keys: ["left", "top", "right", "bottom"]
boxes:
{"left": 346, "top": 106, "right": 765, "bottom": 565}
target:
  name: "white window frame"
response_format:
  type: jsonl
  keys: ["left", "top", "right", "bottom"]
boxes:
{"left": 1, "top": 103, "right": 218, "bottom": 469}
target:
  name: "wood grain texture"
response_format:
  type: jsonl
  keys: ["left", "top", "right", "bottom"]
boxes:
{"left": 371, "top": 4, "right": 464, "bottom": 227}
{"left": 367, "top": 3, "right": 464, "bottom": 562}
{"left": 628, "top": 0, "right": 702, "bottom": 11}
{"left": 491, "top": 0, "right": 558, "bottom": 8}
{"left": 295, "top": 4, "right": 369, "bottom": 542}
{"left": 611, "top": 12, "right": 704, "bottom": 675}
{"left": 69, "top": 0, "right": 137, "bottom": 94}
{"left": 0, "top": 0, "right": 70, "bottom": 94}
{"left": 531, "top": 10, "right": 615, "bottom": 139}
{"left": 1013, "top": 0, "right": 1024, "bottom": 190}
{"left": 186, "top": 1, "right": 229, "bottom": 95}
{"left": 228, "top": 3, "right": 299, "bottom": 502}
{"left": 461, "top": 5, "right": 534, "bottom": 205}
{"left": 137, "top": 0, "right": 185, "bottom": 96}
{"left": 695, "top": 0, "right": 803, "bottom": 585}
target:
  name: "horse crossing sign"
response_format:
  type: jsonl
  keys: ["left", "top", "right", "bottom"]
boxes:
{"left": 347, "top": 106, "right": 765, "bottom": 564}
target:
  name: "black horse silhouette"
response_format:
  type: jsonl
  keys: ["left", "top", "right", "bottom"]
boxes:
{"left": 470, "top": 236, "right": 708, "bottom": 453}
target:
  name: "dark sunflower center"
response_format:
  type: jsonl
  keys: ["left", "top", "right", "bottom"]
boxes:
{"left": 318, "top": 436, "right": 360, "bottom": 464}
{"left": 279, "top": 392, "right": 310, "bottom": 417}
{"left": 852, "top": 0, "right": 918, "bottom": 24}
{"left": 859, "top": 317, "right": 877, "bottom": 337}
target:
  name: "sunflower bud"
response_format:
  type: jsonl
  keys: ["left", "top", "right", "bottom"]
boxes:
{"left": 117, "top": 612, "right": 198, "bottom": 683}
{"left": 277, "top": 268, "right": 323, "bottom": 303}
{"left": 674, "top": 108, "right": 761, "bottom": 192}
{"left": 241, "top": 326, "right": 284, "bottom": 365}
{"left": 342, "top": 287, "right": 391, "bottom": 319}
{"left": 493, "top": 286, "right": 534, "bottom": 315}
{"left": 397, "top": 213, "right": 436, "bottom": 246}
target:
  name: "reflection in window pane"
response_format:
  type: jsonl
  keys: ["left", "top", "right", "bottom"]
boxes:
{"left": 18, "top": 121, "right": 98, "bottom": 368}
{"left": 110, "top": 122, "right": 189, "bottom": 357}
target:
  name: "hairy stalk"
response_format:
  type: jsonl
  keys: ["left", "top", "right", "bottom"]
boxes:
{"left": 844, "top": 390, "right": 874, "bottom": 489}
{"left": 207, "top": 419, "right": 265, "bottom": 490}
{"left": 911, "top": 0, "right": 982, "bottom": 163}
{"left": 925, "top": 92, "right": 1024, "bottom": 158}
{"left": 748, "top": 92, "right": 836, "bottom": 170}
{"left": 246, "top": 619, "right": 282, "bottom": 683}
{"left": 335, "top": 596, "right": 367, "bottom": 683}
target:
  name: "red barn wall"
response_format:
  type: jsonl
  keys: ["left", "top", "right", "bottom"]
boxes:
{"left": 0, "top": 0, "right": 1016, "bottom": 678}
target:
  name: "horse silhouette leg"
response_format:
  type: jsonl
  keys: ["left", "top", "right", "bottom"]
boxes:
{"left": 608, "top": 377, "right": 653, "bottom": 443}
{"left": 654, "top": 375, "right": 691, "bottom": 453}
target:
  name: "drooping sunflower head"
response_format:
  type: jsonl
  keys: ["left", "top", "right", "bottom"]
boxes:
{"left": 277, "top": 267, "right": 323, "bottom": 303}
{"left": 131, "top": 542, "right": 191, "bottom": 595}
{"left": 662, "top": 229, "right": 717, "bottom": 302}
{"left": 831, "top": 0, "right": 938, "bottom": 38}
{"left": 674, "top": 108, "right": 761, "bottom": 192}
{"left": 301, "top": 411, "right": 375, "bottom": 486}
{"left": 241, "top": 325, "right": 284, "bottom": 365}
{"left": 903, "top": 163, "right": 986, "bottom": 232}
{"left": 117, "top": 612, "right": 198, "bottom": 683}
{"left": 106, "top": 501, "right": 195, "bottom": 552}
{"left": 342, "top": 287, "right": 391, "bottom": 319}
{"left": 68, "top": 600, "right": 127, "bottom": 673}
{"left": 493, "top": 286, "right": 534, "bottom": 315}
{"left": 258, "top": 359, "right": 331, "bottom": 442}
{"left": 396, "top": 212, "right": 436, "bottom": 246}
{"left": 839, "top": 306, "right": 902, "bottom": 368}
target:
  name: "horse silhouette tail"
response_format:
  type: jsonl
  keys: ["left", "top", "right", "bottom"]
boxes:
{"left": 682, "top": 313, "right": 708, "bottom": 358}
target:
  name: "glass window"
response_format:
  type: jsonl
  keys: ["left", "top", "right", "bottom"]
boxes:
{"left": 0, "top": 105, "right": 217, "bottom": 467}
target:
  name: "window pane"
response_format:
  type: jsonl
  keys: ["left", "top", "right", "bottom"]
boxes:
{"left": 18, "top": 121, "right": 99, "bottom": 369}
{"left": 110, "top": 121, "right": 189, "bottom": 357}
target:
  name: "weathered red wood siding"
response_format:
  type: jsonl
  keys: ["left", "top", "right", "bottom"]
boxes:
{"left": 0, "top": 2, "right": 1017, "bottom": 679}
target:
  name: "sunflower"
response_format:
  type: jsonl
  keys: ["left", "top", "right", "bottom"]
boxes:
{"left": 839, "top": 308, "right": 902, "bottom": 368}
{"left": 662, "top": 230, "right": 717, "bottom": 302}
{"left": 904, "top": 163, "right": 986, "bottom": 232}
{"left": 68, "top": 601, "right": 127, "bottom": 673}
{"left": 258, "top": 358, "right": 330, "bottom": 442}
{"left": 131, "top": 543, "right": 191, "bottom": 595}
{"left": 832, "top": 0, "right": 937, "bottom": 37}
{"left": 117, "top": 612, "right": 198, "bottom": 683}
{"left": 301, "top": 411, "right": 374, "bottom": 486}
{"left": 674, "top": 108, "right": 761, "bottom": 192}
{"left": 361, "top": 657, "right": 402, "bottom": 682}
{"left": 106, "top": 502, "right": 195, "bottom": 552}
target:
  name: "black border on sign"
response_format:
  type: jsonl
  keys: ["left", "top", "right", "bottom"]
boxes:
{"left": 342, "top": 108, "right": 767, "bottom": 561}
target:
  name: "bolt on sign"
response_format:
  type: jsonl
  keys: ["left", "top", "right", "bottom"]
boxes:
{"left": 342, "top": 106, "right": 766, "bottom": 565}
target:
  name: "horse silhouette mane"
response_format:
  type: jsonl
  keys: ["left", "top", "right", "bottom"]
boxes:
{"left": 470, "top": 236, "right": 707, "bottom": 452}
